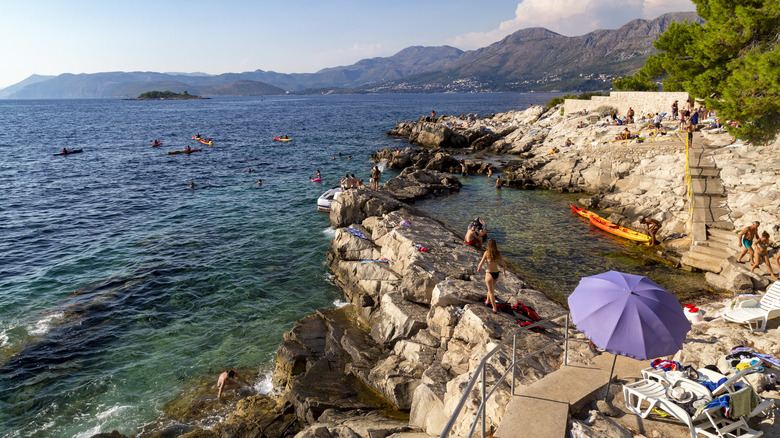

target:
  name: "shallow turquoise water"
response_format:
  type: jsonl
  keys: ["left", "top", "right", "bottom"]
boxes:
{"left": 416, "top": 176, "right": 708, "bottom": 304}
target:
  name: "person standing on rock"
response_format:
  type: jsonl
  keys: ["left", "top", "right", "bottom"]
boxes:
{"left": 370, "top": 166, "right": 381, "bottom": 190}
{"left": 751, "top": 231, "right": 778, "bottom": 280}
{"left": 217, "top": 369, "right": 251, "bottom": 399}
{"left": 478, "top": 239, "right": 507, "bottom": 313}
{"left": 641, "top": 217, "right": 662, "bottom": 246}
{"left": 685, "top": 117, "right": 695, "bottom": 148}
{"left": 737, "top": 221, "right": 761, "bottom": 265}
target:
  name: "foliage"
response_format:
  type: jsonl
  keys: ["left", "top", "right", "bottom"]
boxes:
{"left": 612, "top": 73, "right": 657, "bottom": 91}
{"left": 544, "top": 91, "right": 604, "bottom": 109}
{"left": 621, "top": 0, "right": 780, "bottom": 144}
{"left": 137, "top": 90, "right": 199, "bottom": 99}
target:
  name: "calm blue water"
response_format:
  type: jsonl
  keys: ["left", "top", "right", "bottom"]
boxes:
{"left": 0, "top": 93, "right": 567, "bottom": 437}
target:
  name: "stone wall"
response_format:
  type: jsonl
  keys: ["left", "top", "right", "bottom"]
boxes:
{"left": 564, "top": 91, "right": 690, "bottom": 118}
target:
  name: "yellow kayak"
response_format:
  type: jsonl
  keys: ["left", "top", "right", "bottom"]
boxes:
{"left": 589, "top": 215, "right": 651, "bottom": 244}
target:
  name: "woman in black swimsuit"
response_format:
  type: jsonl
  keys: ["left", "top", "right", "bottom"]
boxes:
{"left": 477, "top": 239, "right": 507, "bottom": 313}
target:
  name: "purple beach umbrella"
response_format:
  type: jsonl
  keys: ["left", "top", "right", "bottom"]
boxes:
{"left": 568, "top": 271, "right": 691, "bottom": 398}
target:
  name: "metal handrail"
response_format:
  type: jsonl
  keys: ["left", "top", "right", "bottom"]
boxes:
{"left": 439, "top": 311, "right": 571, "bottom": 438}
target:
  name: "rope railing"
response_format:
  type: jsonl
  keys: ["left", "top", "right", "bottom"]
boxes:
{"left": 438, "top": 311, "right": 572, "bottom": 438}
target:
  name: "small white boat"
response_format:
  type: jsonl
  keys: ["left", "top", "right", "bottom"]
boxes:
{"left": 317, "top": 186, "right": 342, "bottom": 212}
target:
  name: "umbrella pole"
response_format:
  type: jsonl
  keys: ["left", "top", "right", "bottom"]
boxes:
{"left": 604, "top": 354, "right": 617, "bottom": 401}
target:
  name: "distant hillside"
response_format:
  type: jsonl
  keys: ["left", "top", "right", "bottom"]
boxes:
{"left": 0, "top": 46, "right": 462, "bottom": 98}
{"left": 365, "top": 11, "right": 701, "bottom": 92}
{"left": 0, "top": 74, "right": 55, "bottom": 98}
{"left": 0, "top": 12, "right": 700, "bottom": 98}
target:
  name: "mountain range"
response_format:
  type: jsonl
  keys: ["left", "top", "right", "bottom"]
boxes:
{"left": 0, "top": 12, "right": 699, "bottom": 99}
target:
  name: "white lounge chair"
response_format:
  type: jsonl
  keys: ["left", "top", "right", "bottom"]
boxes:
{"left": 624, "top": 364, "right": 769, "bottom": 438}
{"left": 723, "top": 281, "right": 780, "bottom": 332}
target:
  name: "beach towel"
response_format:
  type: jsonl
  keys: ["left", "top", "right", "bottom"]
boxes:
{"left": 399, "top": 220, "right": 412, "bottom": 227}
{"left": 700, "top": 377, "right": 728, "bottom": 392}
{"left": 704, "top": 394, "right": 731, "bottom": 418}
{"left": 651, "top": 359, "right": 682, "bottom": 372}
{"left": 728, "top": 386, "right": 759, "bottom": 419}
{"left": 345, "top": 227, "right": 369, "bottom": 240}
{"left": 360, "top": 258, "right": 389, "bottom": 263}
{"left": 729, "top": 346, "right": 780, "bottom": 369}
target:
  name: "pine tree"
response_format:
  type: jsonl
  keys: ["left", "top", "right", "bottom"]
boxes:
{"left": 620, "top": 0, "right": 780, "bottom": 144}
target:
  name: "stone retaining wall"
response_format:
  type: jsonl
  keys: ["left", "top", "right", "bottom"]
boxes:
{"left": 564, "top": 91, "right": 690, "bottom": 118}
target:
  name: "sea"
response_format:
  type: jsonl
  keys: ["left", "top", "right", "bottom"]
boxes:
{"left": 0, "top": 93, "right": 707, "bottom": 438}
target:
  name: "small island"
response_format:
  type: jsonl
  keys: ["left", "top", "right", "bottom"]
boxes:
{"left": 125, "top": 90, "right": 209, "bottom": 100}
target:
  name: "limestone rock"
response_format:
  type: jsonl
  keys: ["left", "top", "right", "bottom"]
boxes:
{"left": 409, "top": 122, "right": 453, "bottom": 148}
{"left": 370, "top": 292, "right": 428, "bottom": 345}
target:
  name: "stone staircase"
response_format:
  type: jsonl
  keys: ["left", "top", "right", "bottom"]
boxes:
{"left": 680, "top": 146, "right": 735, "bottom": 273}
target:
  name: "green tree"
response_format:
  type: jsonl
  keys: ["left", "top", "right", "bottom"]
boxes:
{"left": 622, "top": 0, "right": 780, "bottom": 144}
{"left": 612, "top": 73, "right": 657, "bottom": 91}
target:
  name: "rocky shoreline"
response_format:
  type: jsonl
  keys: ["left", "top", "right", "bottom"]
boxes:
{"left": 100, "top": 100, "right": 780, "bottom": 438}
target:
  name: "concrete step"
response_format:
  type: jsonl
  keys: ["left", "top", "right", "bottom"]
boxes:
{"left": 693, "top": 206, "right": 730, "bottom": 223}
{"left": 691, "top": 195, "right": 727, "bottom": 210}
{"left": 707, "top": 221, "right": 735, "bottom": 231}
{"left": 689, "top": 167, "right": 720, "bottom": 177}
{"left": 681, "top": 250, "right": 724, "bottom": 273}
{"left": 708, "top": 227, "right": 737, "bottom": 244}
{"left": 495, "top": 353, "right": 644, "bottom": 438}
{"left": 692, "top": 221, "right": 708, "bottom": 243}
{"left": 691, "top": 242, "right": 731, "bottom": 258}
{"left": 690, "top": 179, "right": 724, "bottom": 195}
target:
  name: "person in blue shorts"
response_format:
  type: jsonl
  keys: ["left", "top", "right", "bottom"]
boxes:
{"left": 737, "top": 221, "right": 760, "bottom": 265}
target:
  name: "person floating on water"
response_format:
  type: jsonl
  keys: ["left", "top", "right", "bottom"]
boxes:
{"left": 330, "top": 156, "right": 336, "bottom": 160}
{"left": 217, "top": 369, "right": 251, "bottom": 399}
{"left": 247, "top": 168, "right": 253, "bottom": 173}
{"left": 477, "top": 239, "right": 507, "bottom": 313}
{"left": 257, "top": 178, "right": 262, "bottom": 184}
{"left": 188, "top": 182, "right": 195, "bottom": 189}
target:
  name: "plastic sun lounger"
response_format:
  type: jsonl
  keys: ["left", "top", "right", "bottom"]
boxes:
{"left": 723, "top": 281, "right": 780, "bottom": 332}
{"left": 625, "top": 364, "right": 769, "bottom": 438}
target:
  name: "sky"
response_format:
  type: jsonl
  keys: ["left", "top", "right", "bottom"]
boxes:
{"left": 0, "top": 0, "right": 696, "bottom": 89}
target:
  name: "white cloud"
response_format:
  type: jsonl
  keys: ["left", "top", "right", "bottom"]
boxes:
{"left": 452, "top": 0, "right": 696, "bottom": 49}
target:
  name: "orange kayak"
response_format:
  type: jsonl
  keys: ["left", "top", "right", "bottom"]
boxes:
{"left": 589, "top": 215, "right": 651, "bottom": 244}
